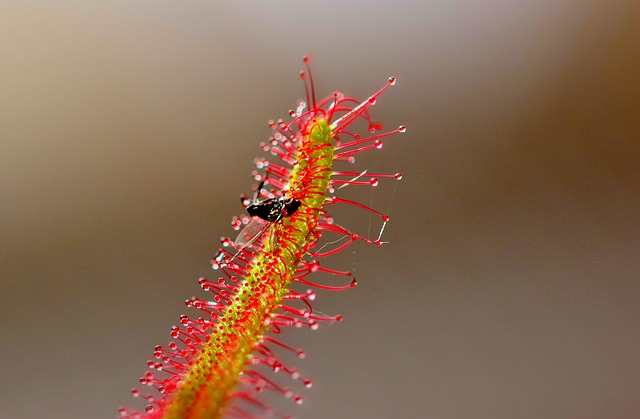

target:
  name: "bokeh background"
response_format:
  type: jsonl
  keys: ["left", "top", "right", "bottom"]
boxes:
{"left": 1, "top": 1, "right": 639, "bottom": 418}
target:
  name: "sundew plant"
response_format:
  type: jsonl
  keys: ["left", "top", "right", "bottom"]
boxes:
{"left": 120, "top": 58, "right": 405, "bottom": 418}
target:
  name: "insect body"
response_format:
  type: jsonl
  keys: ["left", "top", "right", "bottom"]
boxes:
{"left": 246, "top": 196, "right": 301, "bottom": 223}
{"left": 234, "top": 181, "right": 301, "bottom": 250}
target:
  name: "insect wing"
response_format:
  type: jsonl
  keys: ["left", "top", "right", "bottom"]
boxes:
{"left": 234, "top": 218, "right": 271, "bottom": 250}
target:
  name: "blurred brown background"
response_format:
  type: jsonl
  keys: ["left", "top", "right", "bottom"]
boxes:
{"left": 1, "top": 1, "right": 639, "bottom": 418}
